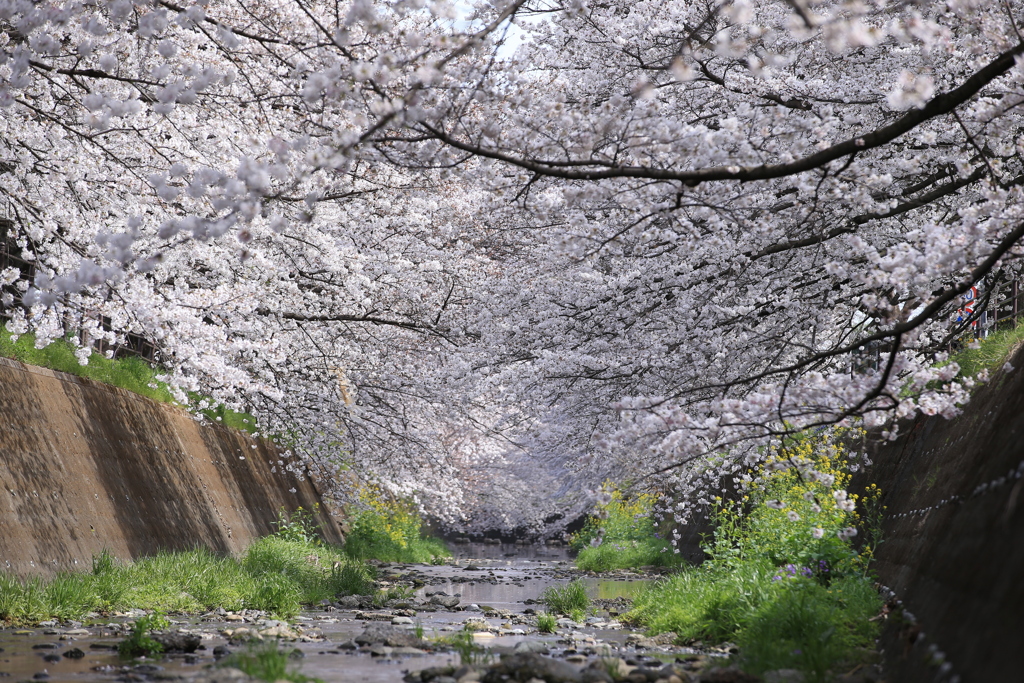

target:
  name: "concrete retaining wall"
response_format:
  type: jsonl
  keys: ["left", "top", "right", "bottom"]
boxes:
{"left": 855, "top": 347, "right": 1024, "bottom": 682}
{"left": 0, "top": 357, "right": 343, "bottom": 577}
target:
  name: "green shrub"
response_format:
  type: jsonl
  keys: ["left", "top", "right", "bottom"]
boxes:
{"left": 542, "top": 579, "right": 589, "bottom": 620}
{"left": 629, "top": 430, "right": 882, "bottom": 682}
{"left": 737, "top": 576, "right": 881, "bottom": 682}
{"left": 272, "top": 506, "right": 323, "bottom": 545}
{"left": 343, "top": 490, "right": 449, "bottom": 563}
{"left": 571, "top": 487, "right": 681, "bottom": 571}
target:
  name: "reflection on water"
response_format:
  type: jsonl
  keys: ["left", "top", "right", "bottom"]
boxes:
{"left": 447, "top": 542, "right": 572, "bottom": 562}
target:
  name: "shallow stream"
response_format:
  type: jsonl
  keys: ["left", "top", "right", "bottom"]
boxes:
{"left": 0, "top": 544, "right": 679, "bottom": 683}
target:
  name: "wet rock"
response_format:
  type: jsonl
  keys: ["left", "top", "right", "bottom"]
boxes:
{"left": 212, "top": 646, "right": 231, "bottom": 658}
{"left": 408, "top": 665, "right": 456, "bottom": 682}
{"left": 334, "top": 595, "right": 364, "bottom": 609}
{"left": 392, "top": 616, "right": 415, "bottom": 625}
{"left": 42, "top": 654, "right": 62, "bottom": 663}
{"left": 588, "top": 658, "right": 632, "bottom": 680}
{"left": 430, "top": 595, "right": 461, "bottom": 609}
{"left": 482, "top": 653, "right": 583, "bottom": 683}
{"left": 514, "top": 641, "right": 551, "bottom": 655}
{"left": 259, "top": 625, "right": 300, "bottom": 640}
{"left": 697, "top": 667, "right": 761, "bottom": 683}
{"left": 154, "top": 633, "right": 202, "bottom": 653}
{"left": 63, "top": 628, "right": 91, "bottom": 637}
{"left": 31, "top": 644, "right": 59, "bottom": 650}
{"left": 354, "top": 623, "right": 429, "bottom": 649}
{"left": 223, "top": 627, "right": 263, "bottom": 644}
{"left": 463, "top": 618, "right": 491, "bottom": 632}
{"left": 299, "top": 628, "right": 324, "bottom": 641}
{"left": 355, "top": 611, "right": 396, "bottom": 621}
{"left": 63, "top": 648, "right": 85, "bottom": 659}
{"left": 32, "top": 673, "right": 49, "bottom": 680}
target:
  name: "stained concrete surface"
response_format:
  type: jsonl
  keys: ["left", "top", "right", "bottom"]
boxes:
{"left": 856, "top": 345, "right": 1024, "bottom": 682}
{"left": 0, "top": 357, "right": 342, "bottom": 576}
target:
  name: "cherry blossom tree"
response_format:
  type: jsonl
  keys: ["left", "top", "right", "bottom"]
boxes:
{"left": 3, "top": 0, "right": 1024, "bottom": 531}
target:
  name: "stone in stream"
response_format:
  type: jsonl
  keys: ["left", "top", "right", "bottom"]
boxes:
{"left": 429, "top": 594, "right": 461, "bottom": 609}
{"left": 354, "top": 624, "right": 429, "bottom": 649}
{"left": 480, "top": 652, "right": 584, "bottom": 683}
{"left": 154, "top": 632, "right": 202, "bottom": 652}
{"left": 62, "top": 648, "right": 85, "bottom": 659}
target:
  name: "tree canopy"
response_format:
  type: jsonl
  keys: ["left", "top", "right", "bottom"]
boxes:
{"left": 2, "top": 0, "right": 1021, "bottom": 534}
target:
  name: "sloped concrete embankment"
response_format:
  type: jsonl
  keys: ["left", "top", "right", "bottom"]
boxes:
{"left": 857, "top": 347, "right": 1024, "bottom": 682}
{"left": 0, "top": 357, "right": 342, "bottom": 577}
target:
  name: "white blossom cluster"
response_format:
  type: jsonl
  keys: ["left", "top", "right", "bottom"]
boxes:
{"left": 1, "top": 0, "right": 1023, "bottom": 532}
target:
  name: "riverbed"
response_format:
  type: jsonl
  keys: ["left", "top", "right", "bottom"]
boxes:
{"left": 0, "top": 544, "right": 702, "bottom": 683}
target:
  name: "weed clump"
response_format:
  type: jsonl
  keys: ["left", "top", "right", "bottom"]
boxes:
{"left": 220, "top": 642, "right": 320, "bottom": 683}
{"left": 535, "top": 612, "right": 557, "bottom": 633}
{"left": 435, "top": 628, "right": 491, "bottom": 666}
{"left": 118, "top": 613, "right": 169, "bottom": 657}
{"left": 344, "top": 488, "right": 450, "bottom": 563}
{"left": 571, "top": 487, "right": 682, "bottom": 571}
{"left": 0, "top": 499, "right": 451, "bottom": 624}
{"left": 542, "top": 579, "right": 589, "bottom": 621}
{"left": 0, "top": 540, "right": 370, "bottom": 624}
{"left": 629, "top": 430, "right": 883, "bottom": 682}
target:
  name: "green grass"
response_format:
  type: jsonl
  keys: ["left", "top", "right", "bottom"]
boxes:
{"left": 343, "top": 500, "right": 450, "bottom": 564}
{"left": 118, "top": 613, "right": 169, "bottom": 657}
{"left": 575, "top": 542, "right": 680, "bottom": 572}
{"left": 0, "top": 539, "right": 374, "bottom": 624}
{"left": 0, "top": 502, "right": 450, "bottom": 625}
{"left": 571, "top": 488, "right": 684, "bottom": 572}
{"left": 627, "top": 431, "right": 883, "bottom": 683}
{"left": 220, "top": 642, "right": 320, "bottom": 683}
{"left": 944, "top": 319, "right": 1024, "bottom": 379}
{"left": 0, "top": 331, "right": 257, "bottom": 432}
{"left": 542, "top": 579, "right": 589, "bottom": 621}
{"left": 535, "top": 612, "right": 557, "bottom": 633}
